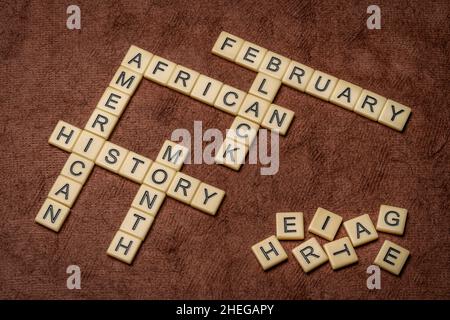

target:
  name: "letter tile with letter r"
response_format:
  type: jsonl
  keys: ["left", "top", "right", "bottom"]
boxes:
{"left": 292, "top": 237, "right": 328, "bottom": 273}
{"left": 166, "top": 172, "right": 201, "bottom": 205}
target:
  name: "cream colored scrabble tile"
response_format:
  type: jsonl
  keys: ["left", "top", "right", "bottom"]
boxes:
{"left": 143, "top": 161, "right": 176, "bottom": 192}
{"left": 292, "top": 238, "right": 328, "bottom": 273}
{"left": 258, "top": 51, "right": 291, "bottom": 80}
{"left": 48, "top": 120, "right": 81, "bottom": 152}
{"left": 190, "top": 182, "right": 226, "bottom": 216}
{"left": 378, "top": 99, "right": 412, "bottom": 132}
{"left": 276, "top": 212, "right": 304, "bottom": 240}
{"left": 96, "top": 87, "right": 131, "bottom": 117}
{"left": 119, "top": 207, "right": 154, "bottom": 240}
{"left": 95, "top": 141, "right": 128, "bottom": 173}
{"left": 131, "top": 184, "right": 165, "bottom": 216}
{"left": 107, "top": 230, "right": 142, "bottom": 265}
{"left": 48, "top": 175, "right": 82, "bottom": 208}
{"left": 190, "top": 75, "right": 223, "bottom": 105}
{"left": 72, "top": 130, "right": 106, "bottom": 161}
{"left": 343, "top": 214, "right": 378, "bottom": 247}
{"left": 249, "top": 73, "right": 282, "bottom": 102}
{"left": 118, "top": 151, "right": 152, "bottom": 184}
{"left": 305, "top": 70, "right": 338, "bottom": 101}
{"left": 330, "top": 79, "right": 363, "bottom": 111}
{"left": 214, "top": 138, "right": 249, "bottom": 171}
{"left": 376, "top": 205, "right": 408, "bottom": 236}
{"left": 144, "top": 55, "right": 176, "bottom": 85}
{"left": 261, "top": 104, "right": 295, "bottom": 135}
{"left": 323, "top": 237, "right": 358, "bottom": 270}
{"left": 374, "top": 240, "right": 410, "bottom": 276}
{"left": 354, "top": 89, "right": 387, "bottom": 121}
{"left": 238, "top": 94, "right": 270, "bottom": 124}
{"left": 60, "top": 153, "right": 94, "bottom": 185}
{"left": 282, "top": 60, "right": 314, "bottom": 92}
{"left": 121, "top": 45, "right": 153, "bottom": 74}
{"left": 167, "top": 65, "right": 200, "bottom": 95}
{"left": 35, "top": 198, "right": 70, "bottom": 232}
{"left": 226, "top": 116, "right": 259, "bottom": 146}
{"left": 251, "top": 235, "right": 288, "bottom": 271}
{"left": 308, "top": 207, "right": 343, "bottom": 241}
{"left": 214, "top": 84, "right": 246, "bottom": 115}
{"left": 109, "top": 66, "right": 142, "bottom": 95}
{"left": 155, "top": 140, "right": 189, "bottom": 171}
{"left": 166, "top": 172, "right": 201, "bottom": 205}
{"left": 211, "top": 31, "right": 244, "bottom": 61}
{"left": 84, "top": 108, "right": 119, "bottom": 139}
{"left": 235, "top": 41, "right": 267, "bottom": 71}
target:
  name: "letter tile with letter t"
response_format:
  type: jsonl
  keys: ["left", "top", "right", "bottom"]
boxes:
{"left": 374, "top": 240, "right": 410, "bottom": 276}
{"left": 323, "top": 237, "right": 358, "bottom": 270}
{"left": 251, "top": 235, "right": 288, "bottom": 271}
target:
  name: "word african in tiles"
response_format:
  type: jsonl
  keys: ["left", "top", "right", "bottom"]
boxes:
{"left": 252, "top": 205, "right": 410, "bottom": 276}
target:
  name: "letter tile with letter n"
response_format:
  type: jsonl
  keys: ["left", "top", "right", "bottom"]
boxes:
{"left": 211, "top": 31, "right": 244, "bottom": 61}
{"left": 167, "top": 65, "right": 200, "bottom": 95}
{"left": 190, "top": 182, "right": 226, "bottom": 215}
{"left": 166, "top": 172, "right": 200, "bottom": 205}
{"left": 118, "top": 151, "right": 152, "bottom": 184}
{"left": 376, "top": 205, "right": 408, "bottom": 235}
{"left": 292, "top": 237, "right": 329, "bottom": 273}
{"left": 48, "top": 175, "right": 82, "bottom": 208}
{"left": 60, "top": 153, "right": 94, "bottom": 185}
{"left": 95, "top": 141, "right": 129, "bottom": 173}
{"left": 258, "top": 51, "right": 291, "bottom": 80}
{"left": 261, "top": 104, "right": 295, "bottom": 136}
{"left": 84, "top": 108, "right": 119, "bottom": 139}
{"left": 249, "top": 73, "right": 282, "bottom": 102}
{"left": 155, "top": 140, "right": 189, "bottom": 171}
{"left": 308, "top": 207, "right": 343, "bottom": 241}
{"left": 305, "top": 70, "right": 338, "bottom": 101}
{"left": 251, "top": 235, "right": 288, "bottom": 271}
{"left": 378, "top": 99, "right": 412, "bottom": 132}
{"left": 214, "top": 137, "right": 249, "bottom": 171}
{"left": 343, "top": 214, "right": 378, "bottom": 247}
{"left": 323, "top": 237, "right": 358, "bottom": 270}
{"left": 354, "top": 89, "right": 386, "bottom": 121}
{"left": 35, "top": 198, "right": 70, "bottom": 232}
{"left": 276, "top": 212, "right": 304, "bottom": 240}
{"left": 119, "top": 207, "right": 154, "bottom": 240}
{"left": 282, "top": 60, "right": 314, "bottom": 92}
{"left": 121, "top": 45, "right": 153, "bottom": 74}
{"left": 374, "top": 240, "right": 410, "bottom": 276}
{"left": 107, "top": 230, "right": 142, "bottom": 264}
{"left": 214, "top": 84, "right": 246, "bottom": 115}
{"left": 143, "top": 55, "right": 176, "bottom": 85}
{"left": 48, "top": 120, "right": 81, "bottom": 152}
{"left": 131, "top": 184, "right": 166, "bottom": 217}
{"left": 109, "top": 66, "right": 142, "bottom": 95}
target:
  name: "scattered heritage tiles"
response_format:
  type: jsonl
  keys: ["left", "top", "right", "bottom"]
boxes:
{"left": 253, "top": 206, "right": 410, "bottom": 276}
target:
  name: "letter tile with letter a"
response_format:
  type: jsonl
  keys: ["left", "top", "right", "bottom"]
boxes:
{"left": 48, "top": 175, "right": 82, "bottom": 208}
{"left": 107, "top": 230, "right": 142, "bottom": 265}
{"left": 251, "top": 235, "right": 288, "bottom": 271}
{"left": 343, "top": 214, "right": 378, "bottom": 247}
{"left": 121, "top": 45, "right": 153, "bottom": 74}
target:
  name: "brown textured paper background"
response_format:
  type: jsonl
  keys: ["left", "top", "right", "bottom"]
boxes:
{"left": 0, "top": 0, "right": 449, "bottom": 299}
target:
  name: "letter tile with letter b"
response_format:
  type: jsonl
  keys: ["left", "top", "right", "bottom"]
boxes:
{"left": 167, "top": 65, "right": 200, "bottom": 95}
{"left": 107, "top": 230, "right": 142, "bottom": 265}
{"left": 95, "top": 141, "right": 128, "bottom": 173}
{"left": 343, "top": 214, "right": 378, "bottom": 247}
{"left": 292, "top": 238, "right": 328, "bottom": 273}
{"left": 109, "top": 66, "right": 142, "bottom": 95}
{"left": 35, "top": 198, "right": 70, "bottom": 232}
{"left": 214, "top": 138, "right": 249, "bottom": 171}
{"left": 251, "top": 235, "right": 288, "bottom": 271}
{"left": 84, "top": 109, "right": 118, "bottom": 139}
{"left": 376, "top": 205, "right": 408, "bottom": 235}
{"left": 118, "top": 151, "right": 152, "bottom": 184}
{"left": 258, "top": 51, "right": 291, "bottom": 80}
{"left": 308, "top": 207, "right": 343, "bottom": 241}
{"left": 249, "top": 73, "right": 281, "bottom": 102}
{"left": 354, "top": 89, "right": 386, "bottom": 121}
{"left": 276, "top": 212, "right": 304, "bottom": 240}
{"left": 166, "top": 172, "right": 201, "bottom": 205}
{"left": 121, "top": 45, "right": 153, "bottom": 74}
{"left": 155, "top": 140, "right": 189, "bottom": 171}
{"left": 131, "top": 184, "right": 166, "bottom": 217}
{"left": 261, "top": 104, "right": 295, "bottom": 136}
{"left": 214, "top": 84, "right": 246, "bottom": 115}
{"left": 374, "top": 240, "right": 410, "bottom": 276}
{"left": 119, "top": 207, "right": 154, "bottom": 240}
{"left": 48, "top": 175, "right": 82, "bottom": 208}
{"left": 323, "top": 237, "right": 358, "bottom": 270}
{"left": 60, "top": 153, "right": 94, "bottom": 185}
{"left": 211, "top": 31, "right": 244, "bottom": 61}
{"left": 305, "top": 70, "right": 338, "bottom": 101}
{"left": 378, "top": 99, "right": 412, "bottom": 132}
{"left": 48, "top": 120, "right": 81, "bottom": 152}
{"left": 190, "top": 182, "right": 226, "bottom": 215}
{"left": 144, "top": 55, "right": 176, "bottom": 85}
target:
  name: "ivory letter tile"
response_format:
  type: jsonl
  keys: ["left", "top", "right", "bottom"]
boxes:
{"left": 35, "top": 198, "right": 70, "bottom": 232}
{"left": 211, "top": 31, "right": 244, "bottom": 61}
{"left": 292, "top": 238, "right": 328, "bottom": 273}
{"left": 376, "top": 205, "right": 408, "bottom": 236}
{"left": 308, "top": 207, "right": 343, "bottom": 241}
{"left": 374, "top": 240, "right": 410, "bottom": 276}
{"left": 48, "top": 120, "right": 81, "bottom": 152}
{"left": 107, "top": 230, "right": 142, "bottom": 265}
{"left": 251, "top": 235, "right": 288, "bottom": 271}
{"left": 190, "top": 182, "right": 226, "bottom": 215}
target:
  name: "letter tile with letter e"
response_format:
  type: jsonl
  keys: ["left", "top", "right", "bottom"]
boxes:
{"left": 374, "top": 240, "right": 410, "bottom": 276}
{"left": 276, "top": 212, "right": 304, "bottom": 240}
